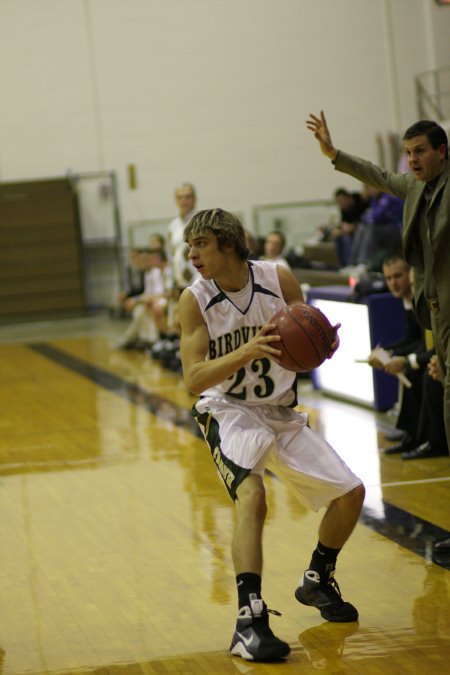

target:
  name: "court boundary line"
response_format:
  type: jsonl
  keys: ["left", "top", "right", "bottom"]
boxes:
{"left": 382, "top": 476, "right": 450, "bottom": 488}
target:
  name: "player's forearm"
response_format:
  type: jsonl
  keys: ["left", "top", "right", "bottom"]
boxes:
{"left": 183, "top": 345, "right": 251, "bottom": 395}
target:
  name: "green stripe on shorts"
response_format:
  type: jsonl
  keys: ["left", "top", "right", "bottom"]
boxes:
{"left": 192, "top": 404, "right": 250, "bottom": 501}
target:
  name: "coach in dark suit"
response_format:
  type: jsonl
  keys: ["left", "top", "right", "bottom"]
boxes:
{"left": 306, "top": 111, "right": 450, "bottom": 552}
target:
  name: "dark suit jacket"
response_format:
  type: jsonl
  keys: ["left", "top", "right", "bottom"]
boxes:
{"left": 334, "top": 152, "right": 450, "bottom": 329}
{"left": 384, "top": 307, "right": 424, "bottom": 356}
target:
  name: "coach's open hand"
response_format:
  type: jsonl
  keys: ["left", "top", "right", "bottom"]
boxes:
{"left": 306, "top": 111, "right": 338, "bottom": 162}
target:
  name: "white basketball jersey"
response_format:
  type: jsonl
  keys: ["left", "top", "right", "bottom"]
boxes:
{"left": 188, "top": 260, "right": 297, "bottom": 406}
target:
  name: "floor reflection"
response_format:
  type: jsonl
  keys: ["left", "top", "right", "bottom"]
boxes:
{"left": 30, "top": 343, "right": 201, "bottom": 437}
{"left": 298, "top": 621, "right": 360, "bottom": 670}
{"left": 413, "top": 564, "right": 450, "bottom": 640}
{"left": 1, "top": 334, "right": 449, "bottom": 674}
{"left": 360, "top": 499, "right": 450, "bottom": 570}
{"left": 298, "top": 621, "right": 450, "bottom": 672}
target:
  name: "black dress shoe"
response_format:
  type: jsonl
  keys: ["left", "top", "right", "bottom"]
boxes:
{"left": 433, "top": 537, "right": 450, "bottom": 553}
{"left": 402, "top": 441, "right": 448, "bottom": 460}
{"left": 384, "top": 435, "right": 414, "bottom": 455}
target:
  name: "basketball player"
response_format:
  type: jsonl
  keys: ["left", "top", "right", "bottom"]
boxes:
{"left": 178, "top": 209, "right": 365, "bottom": 662}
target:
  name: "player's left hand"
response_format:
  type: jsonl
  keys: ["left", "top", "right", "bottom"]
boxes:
{"left": 327, "top": 323, "right": 341, "bottom": 358}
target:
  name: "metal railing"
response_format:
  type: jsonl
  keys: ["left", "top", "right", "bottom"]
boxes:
{"left": 127, "top": 217, "right": 172, "bottom": 249}
{"left": 252, "top": 200, "right": 338, "bottom": 252}
{"left": 415, "top": 65, "right": 450, "bottom": 121}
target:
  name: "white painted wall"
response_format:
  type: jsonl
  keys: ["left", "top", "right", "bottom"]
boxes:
{"left": 0, "top": 0, "right": 449, "bottom": 236}
{"left": 428, "top": 0, "right": 450, "bottom": 68}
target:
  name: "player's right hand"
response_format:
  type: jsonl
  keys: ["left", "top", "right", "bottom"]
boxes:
{"left": 244, "top": 323, "right": 282, "bottom": 363}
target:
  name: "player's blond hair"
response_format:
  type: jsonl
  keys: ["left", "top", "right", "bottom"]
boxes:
{"left": 184, "top": 208, "right": 249, "bottom": 260}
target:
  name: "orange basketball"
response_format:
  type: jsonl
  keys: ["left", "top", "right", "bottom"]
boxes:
{"left": 269, "top": 303, "right": 335, "bottom": 372}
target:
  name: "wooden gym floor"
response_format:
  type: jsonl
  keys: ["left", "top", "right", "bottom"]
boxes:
{"left": 0, "top": 314, "right": 449, "bottom": 674}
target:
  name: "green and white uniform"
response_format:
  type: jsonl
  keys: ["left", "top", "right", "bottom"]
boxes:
{"left": 190, "top": 260, "right": 361, "bottom": 505}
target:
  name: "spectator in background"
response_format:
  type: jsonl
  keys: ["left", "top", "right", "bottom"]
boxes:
{"left": 405, "top": 355, "right": 447, "bottom": 460}
{"left": 142, "top": 248, "right": 173, "bottom": 338}
{"left": 381, "top": 347, "right": 446, "bottom": 460}
{"left": 147, "top": 183, "right": 197, "bottom": 368}
{"left": 148, "top": 232, "right": 166, "bottom": 251}
{"left": 334, "top": 186, "right": 403, "bottom": 271}
{"left": 261, "top": 231, "right": 291, "bottom": 269}
{"left": 334, "top": 187, "right": 368, "bottom": 229}
{"left": 167, "top": 182, "right": 198, "bottom": 292}
{"left": 319, "top": 187, "right": 369, "bottom": 267}
{"left": 369, "top": 254, "right": 446, "bottom": 459}
{"left": 114, "top": 248, "right": 171, "bottom": 350}
{"left": 357, "top": 185, "right": 404, "bottom": 270}
{"left": 113, "top": 248, "right": 146, "bottom": 319}
{"left": 368, "top": 254, "right": 423, "bottom": 442}
{"left": 113, "top": 233, "right": 166, "bottom": 319}
{"left": 244, "top": 229, "right": 262, "bottom": 260}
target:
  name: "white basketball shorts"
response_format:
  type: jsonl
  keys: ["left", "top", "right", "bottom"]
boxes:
{"left": 193, "top": 396, "right": 362, "bottom": 511}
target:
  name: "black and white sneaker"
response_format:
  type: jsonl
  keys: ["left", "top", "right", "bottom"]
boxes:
{"left": 295, "top": 570, "right": 358, "bottom": 622}
{"left": 230, "top": 595, "right": 290, "bottom": 661}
